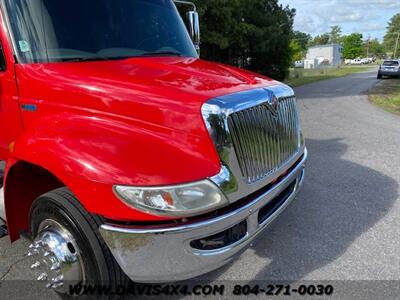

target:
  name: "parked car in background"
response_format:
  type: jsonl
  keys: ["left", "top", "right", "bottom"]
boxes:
{"left": 294, "top": 60, "right": 304, "bottom": 68}
{"left": 320, "top": 58, "right": 330, "bottom": 66}
{"left": 350, "top": 58, "right": 363, "bottom": 65}
{"left": 377, "top": 60, "right": 400, "bottom": 79}
{"left": 345, "top": 58, "right": 373, "bottom": 65}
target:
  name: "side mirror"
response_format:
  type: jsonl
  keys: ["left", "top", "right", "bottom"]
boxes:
{"left": 186, "top": 11, "right": 200, "bottom": 53}
{"left": 174, "top": 1, "right": 200, "bottom": 54}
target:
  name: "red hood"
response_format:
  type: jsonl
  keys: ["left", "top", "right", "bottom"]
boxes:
{"left": 16, "top": 57, "right": 279, "bottom": 136}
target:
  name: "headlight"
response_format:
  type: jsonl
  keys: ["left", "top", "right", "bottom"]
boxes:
{"left": 113, "top": 180, "right": 228, "bottom": 217}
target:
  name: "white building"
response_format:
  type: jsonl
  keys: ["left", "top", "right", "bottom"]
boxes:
{"left": 306, "top": 44, "right": 343, "bottom": 67}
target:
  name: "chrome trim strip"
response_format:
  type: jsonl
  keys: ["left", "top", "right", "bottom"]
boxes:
{"left": 0, "top": 187, "right": 4, "bottom": 221}
{"left": 173, "top": 0, "right": 197, "bottom": 11}
{"left": 0, "top": 0, "right": 20, "bottom": 64}
{"left": 100, "top": 149, "right": 307, "bottom": 283}
{"left": 202, "top": 84, "right": 304, "bottom": 202}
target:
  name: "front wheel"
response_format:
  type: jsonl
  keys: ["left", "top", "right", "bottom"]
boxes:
{"left": 28, "top": 187, "right": 129, "bottom": 298}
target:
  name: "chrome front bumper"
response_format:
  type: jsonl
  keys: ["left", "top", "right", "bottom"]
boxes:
{"left": 100, "top": 149, "right": 307, "bottom": 283}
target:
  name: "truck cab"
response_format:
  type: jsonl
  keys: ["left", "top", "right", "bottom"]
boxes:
{"left": 0, "top": 0, "right": 306, "bottom": 294}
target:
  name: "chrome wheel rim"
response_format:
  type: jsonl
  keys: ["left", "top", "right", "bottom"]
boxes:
{"left": 27, "top": 219, "right": 85, "bottom": 292}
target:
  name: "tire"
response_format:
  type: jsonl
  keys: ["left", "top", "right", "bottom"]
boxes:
{"left": 29, "top": 187, "right": 130, "bottom": 299}
{"left": 377, "top": 72, "right": 382, "bottom": 79}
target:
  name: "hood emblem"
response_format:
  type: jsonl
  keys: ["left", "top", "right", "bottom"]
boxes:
{"left": 263, "top": 88, "right": 279, "bottom": 117}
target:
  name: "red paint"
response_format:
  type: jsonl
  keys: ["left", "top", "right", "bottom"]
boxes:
{"left": 0, "top": 11, "right": 280, "bottom": 238}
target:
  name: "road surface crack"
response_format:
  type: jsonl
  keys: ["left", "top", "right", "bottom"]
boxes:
{"left": 0, "top": 256, "right": 29, "bottom": 282}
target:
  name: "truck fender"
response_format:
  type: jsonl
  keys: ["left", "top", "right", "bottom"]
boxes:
{"left": 4, "top": 112, "right": 219, "bottom": 240}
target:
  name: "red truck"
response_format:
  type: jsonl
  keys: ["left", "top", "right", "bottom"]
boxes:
{"left": 0, "top": 0, "right": 307, "bottom": 294}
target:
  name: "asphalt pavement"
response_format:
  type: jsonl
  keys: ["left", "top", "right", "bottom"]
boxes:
{"left": 1, "top": 67, "right": 399, "bottom": 299}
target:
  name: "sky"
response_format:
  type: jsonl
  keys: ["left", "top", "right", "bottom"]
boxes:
{"left": 279, "top": 0, "right": 400, "bottom": 40}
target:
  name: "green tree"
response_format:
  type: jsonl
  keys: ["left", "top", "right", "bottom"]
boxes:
{"left": 342, "top": 33, "right": 363, "bottom": 59}
{"left": 289, "top": 40, "right": 303, "bottom": 63}
{"left": 244, "top": 0, "right": 295, "bottom": 80}
{"left": 289, "top": 31, "right": 310, "bottom": 63}
{"left": 329, "top": 25, "right": 342, "bottom": 44}
{"left": 383, "top": 13, "right": 400, "bottom": 57}
{"left": 185, "top": 0, "right": 295, "bottom": 80}
{"left": 310, "top": 33, "right": 330, "bottom": 46}
{"left": 291, "top": 30, "right": 311, "bottom": 52}
{"left": 364, "top": 38, "right": 385, "bottom": 57}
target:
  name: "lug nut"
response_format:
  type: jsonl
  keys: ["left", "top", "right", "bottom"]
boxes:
{"left": 30, "top": 261, "right": 41, "bottom": 269}
{"left": 26, "top": 249, "right": 38, "bottom": 256}
{"left": 37, "top": 273, "right": 48, "bottom": 281}
{"left": 50, "top": 262, "right": 61, "bottom": 271}
{"left": 52, "top": 275, "right": 64, "bottom": 283}
{"left": 45, "top": 283, "right": 53, "bottom": 289}
{"left": 52, "top": 282, "right": 64, "bottom": 289}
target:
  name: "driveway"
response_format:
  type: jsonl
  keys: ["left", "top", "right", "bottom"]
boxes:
{"left": 1, "top": 68, "right": 399, "bottom": 298}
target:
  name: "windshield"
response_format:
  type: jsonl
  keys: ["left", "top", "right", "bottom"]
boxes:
{"left": 383, "top": 61, "right": 399, "bottom": 66}
{"left": 4, "top": 0, "right": 198, "bottom": 63}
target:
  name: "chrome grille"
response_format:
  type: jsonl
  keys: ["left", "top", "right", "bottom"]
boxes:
{"left": 227, "top": 96, "right": 300, "bottom": 184}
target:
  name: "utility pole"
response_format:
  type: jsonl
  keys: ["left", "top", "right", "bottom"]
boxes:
{"left": 394, "top": 32, "right": 400, "bottom": 58}
{"left": 366, "top": 34, "right": 370, "bottom": 58}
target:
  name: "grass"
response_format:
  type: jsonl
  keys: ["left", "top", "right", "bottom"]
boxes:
{"left": 285, "top": 65, "right": 376, "bottom": 87}
{"left": 369, "top": 79, "right": 400, "bottom": 115}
